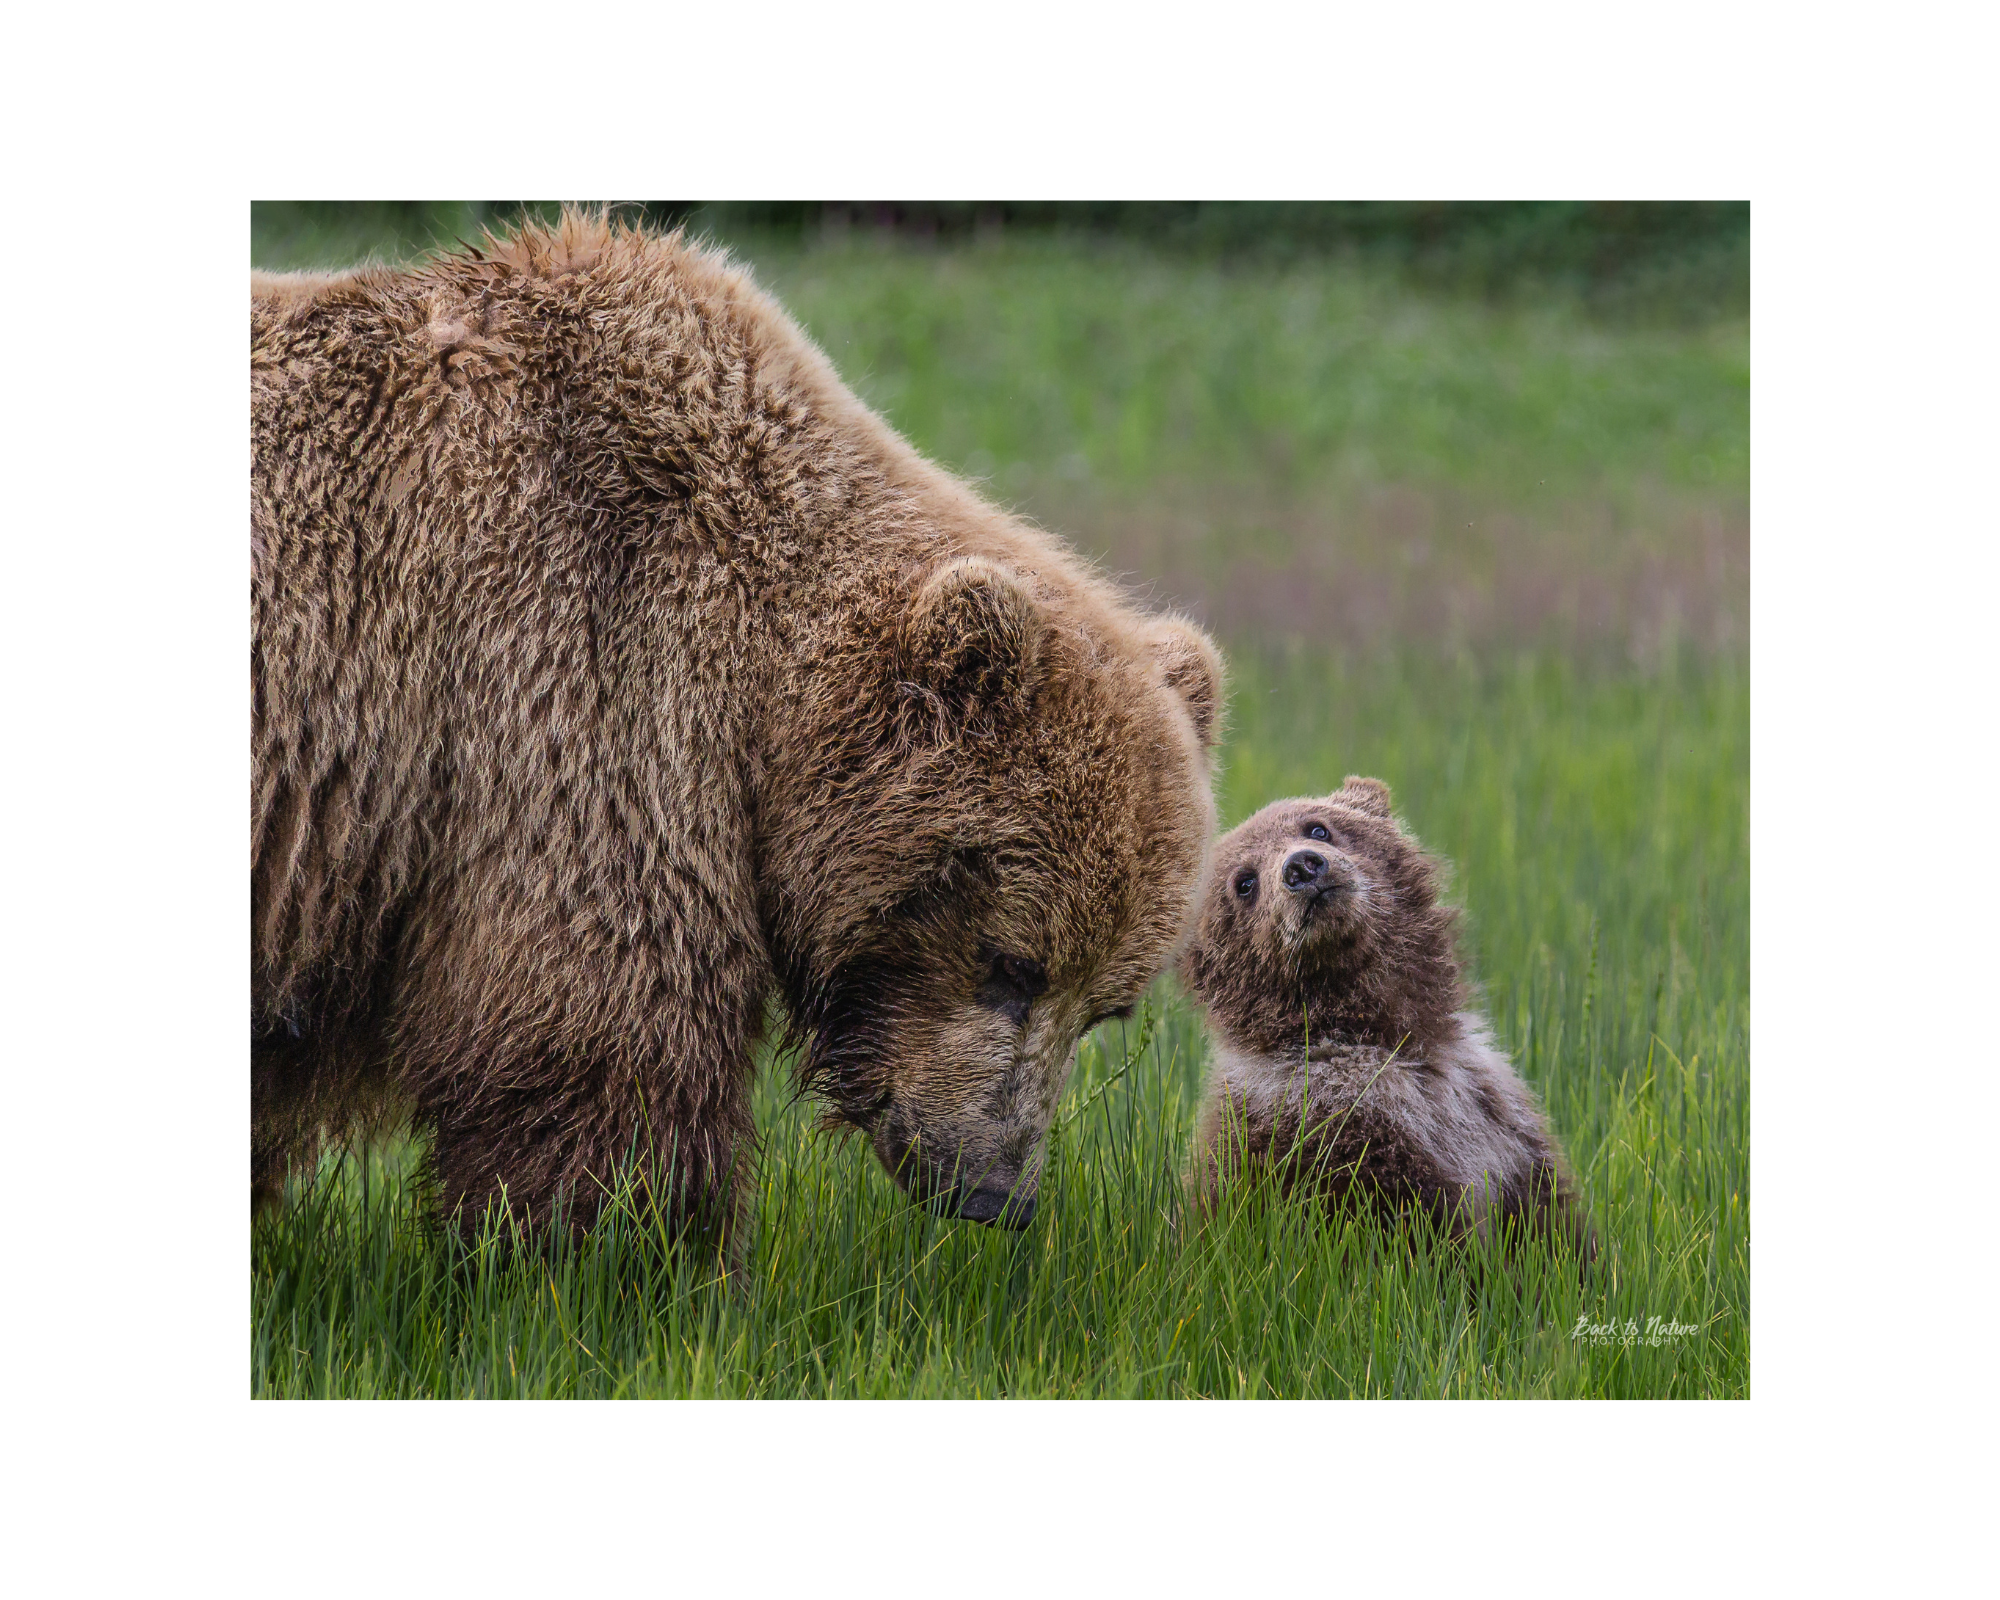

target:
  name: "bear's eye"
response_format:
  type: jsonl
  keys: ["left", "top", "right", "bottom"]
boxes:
{"left": 1234, "top": 871, "right": 1257, "bottom": 900}
{"left": 995, "top": 953, "right": 1048, "bottom": 995}
{"left": 977, "top": 952, "right": 1049, "bottom": 1027}
{"left": 1305, "top": 823, "right": 1332, "bottom": 843}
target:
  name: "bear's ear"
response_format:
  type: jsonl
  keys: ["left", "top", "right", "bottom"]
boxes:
{"left": 903, "top": 556, "right": 1045, "bottom": 714}
{"left": 1334, "top": 775, "right": 1393, "bottom": 818}
{"left": 1150, "top": 618, "right": 1225, "bottom": 753}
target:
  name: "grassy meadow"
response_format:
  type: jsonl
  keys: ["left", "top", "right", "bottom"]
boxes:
{"left": 250, "top": 205, "right": 1749, "bottom": 1398}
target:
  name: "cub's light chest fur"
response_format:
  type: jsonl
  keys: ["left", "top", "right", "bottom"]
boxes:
{"left": 1204, "top": 1015, "right": 1554, "bottom": 1217}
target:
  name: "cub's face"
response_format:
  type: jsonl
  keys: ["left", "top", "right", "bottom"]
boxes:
{"left": 1179, "top": 778, "right": 1461, "bottom": 1058}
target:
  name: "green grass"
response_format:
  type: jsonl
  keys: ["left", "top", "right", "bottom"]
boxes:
{"left": 254, "top": 650, "right": 1747, "bottom": 1399}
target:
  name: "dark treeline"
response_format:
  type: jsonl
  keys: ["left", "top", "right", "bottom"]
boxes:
{"left": 253, "top": 200, "right": 1747, "bottom": 321}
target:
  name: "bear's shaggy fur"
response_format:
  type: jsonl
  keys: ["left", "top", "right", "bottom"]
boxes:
{"left": 1180, "top": 779, "right": 1589, "bottom": 1254}
{"left": 252, "top": 210, "right": 1223, "bottom": 1235}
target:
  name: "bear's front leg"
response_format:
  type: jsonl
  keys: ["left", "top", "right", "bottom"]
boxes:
{"left": 397, "top": 934, "right": 767, "bottom": 1246}
{"left": 419, "top": 1044, "right": 757, "bottom": 1245}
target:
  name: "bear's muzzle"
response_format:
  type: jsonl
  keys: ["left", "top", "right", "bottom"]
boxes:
{"left": 952, "top": 1174, "right": 1039, "bottom": 1230}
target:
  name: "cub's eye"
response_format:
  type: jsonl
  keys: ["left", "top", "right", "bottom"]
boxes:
{"left": 1305, "top": 823, "right": 1332, "bottom": 842}
{"left": 1234, "top": 871, "right": 1257, "bottom": 899}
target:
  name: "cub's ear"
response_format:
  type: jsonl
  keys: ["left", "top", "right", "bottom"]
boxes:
{"left": 1149, "top": 618, "right": 1225, "bottom": 753}
{"left": 1334, "top": 775, "right": 1393, "bottom": 818}
{"left": 903, "top": 556, "right": 1045, "bottom": 714}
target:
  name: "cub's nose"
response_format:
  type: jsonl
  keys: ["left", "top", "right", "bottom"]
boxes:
{"left": 1282, "top": 849, "right": 1329, "bottom": 894}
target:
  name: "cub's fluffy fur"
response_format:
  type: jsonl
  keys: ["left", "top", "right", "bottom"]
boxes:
{"left": 1181, "top": 779, "right": 1589, "bottom": 1254}
{"left": 253, "top": 210, "right": 1223, "bottom": 1236}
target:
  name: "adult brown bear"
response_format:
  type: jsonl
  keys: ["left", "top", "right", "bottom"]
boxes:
{"left": 252, "top": 210, "right": 1222, "bottom": 1236}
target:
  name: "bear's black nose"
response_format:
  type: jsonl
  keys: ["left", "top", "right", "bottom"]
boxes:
{"left": 957, "top": 1181, "right": 1037, "bottom": 1229}
{"left": 1282, "top": 850, "right": 1328, "bottom": 893}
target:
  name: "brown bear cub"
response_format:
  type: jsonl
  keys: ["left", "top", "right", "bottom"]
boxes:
{"left": 1180, "top": 778, "right": 1589, "bottom": 1257}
